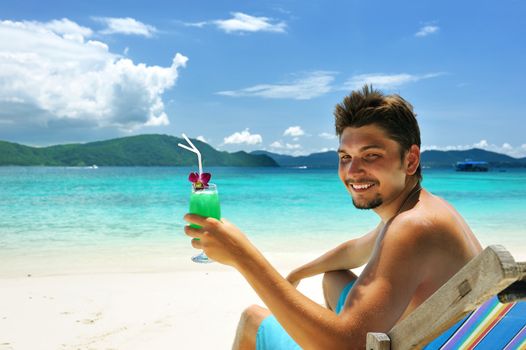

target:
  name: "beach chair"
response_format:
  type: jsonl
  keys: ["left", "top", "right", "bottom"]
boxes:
{"left": 366, "top": 245, "right": 526, "bottom": 350}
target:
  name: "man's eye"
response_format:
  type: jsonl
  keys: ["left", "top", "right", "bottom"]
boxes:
{"left": 340, "top": 155, "right": 351, "bottom": 161}
{"left": 365, "top": 154, "right": 380, "bottom": 160}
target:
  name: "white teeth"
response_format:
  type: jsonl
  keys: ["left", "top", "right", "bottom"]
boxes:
{"left": 352, "top": 183, "right": 373, "bottom": 190}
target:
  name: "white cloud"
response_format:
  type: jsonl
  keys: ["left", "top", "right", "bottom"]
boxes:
{"left": 343, "top": 72, "right": 443, "bottom": 90}
{"left": 269, "top": 141, "right": 301, "bottom": 150}
{"left": 196, "top": 135, "right": 208, "bottom": 143}
{"left": 219, "top": 70, "right": 440, "bottom": 100}
{"left": 415, "top": 25, "right": 440, "bottom": 37}
{"left": 267, "top": 141, "right": 308, "bottom": 156}
{"left": 318, "top": 147, "right": 337, "bottom": 153}
{"left": 183, "top": 21, "right": 208, "bottom": 28}
{"left": 94, "top": 17, "right": 157, "bottom": 37}
{"left": 270, "top": 141, "right": 284, "bottom": 149}
{"left": 285, "top": 143, "right": 301, "bottom": 150}
{"left": 215, "top": 12, "right": 286, "bottom": 33}
{"left": 474, "top": 139, "right": 489, "bottom": 148}
{"left": 223, "top": 128, "right": 262, "bottom": 145}
{"left": 217, "top": 71, "right": 335, "bottom": 100}
{"left": 45, "top": 18, "right": 94, "bottom": 42}
{"left": 283, "top": 126, "right": 305, "bottom": 137}
{"left": 422, "top": 140, "right": 526, "bottom": 158}
{"left": 181, "top": 12, "right": 286, "bottom": 34}
{"left": 319, "top": 132, "right": 337, "bottom": 140}
{"left": 0, "top": 19, "right": 187, "bottom": 131}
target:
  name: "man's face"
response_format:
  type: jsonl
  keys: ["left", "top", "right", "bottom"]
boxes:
{"left": 338, "top": 125, "right": 408, "bottom": 210}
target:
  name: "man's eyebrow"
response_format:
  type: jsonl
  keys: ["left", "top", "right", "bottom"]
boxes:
{"left": 360, "top": 145, "right": 385, "bottom": 151}
{"left": 337, "top": 145, "right": 385, "bottom": 153}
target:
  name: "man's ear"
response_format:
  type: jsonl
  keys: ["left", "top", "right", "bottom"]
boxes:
{"left": 406, "top": 145, "right": 420, "bottom": 176}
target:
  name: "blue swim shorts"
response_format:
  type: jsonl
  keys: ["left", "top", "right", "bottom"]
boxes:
{"left": 255, "top": 280, "right": 356, "bottom": 350}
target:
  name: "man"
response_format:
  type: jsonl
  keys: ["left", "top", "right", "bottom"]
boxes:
{"left": 184, "top": 86, "right": 483, "bottom": 349}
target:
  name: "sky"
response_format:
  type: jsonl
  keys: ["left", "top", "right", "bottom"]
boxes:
{"left": 0, "top": 0, "right": 525, "bottom": 157}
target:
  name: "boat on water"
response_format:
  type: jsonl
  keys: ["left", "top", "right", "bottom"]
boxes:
{"left": 455, "top": 160, "right": 489, "bottom": 172}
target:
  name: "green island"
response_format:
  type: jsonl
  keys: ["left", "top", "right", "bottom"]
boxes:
{"left": 0, "top": 134, "right": 277, "bottom": 167}
{"left": 1, "top": 134, "right": 525, "bottom": 168}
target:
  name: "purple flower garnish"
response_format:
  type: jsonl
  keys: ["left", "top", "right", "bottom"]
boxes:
{"left": 189, "top": 172, "right": 211, "bottom": 190}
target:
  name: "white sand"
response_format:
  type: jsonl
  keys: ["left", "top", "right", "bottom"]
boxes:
{"left": 0, "top": 270, "right": 266, "bottom": 349}
{"left": 0, "top": 250, "right": 331, "bottom": 350}
{"left": 1, "top": 247, "right": 524, "bottom": 350}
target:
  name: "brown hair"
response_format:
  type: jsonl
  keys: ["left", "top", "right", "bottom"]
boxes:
{"left": 334, "top": 85, "right": 422, "bottom": 181}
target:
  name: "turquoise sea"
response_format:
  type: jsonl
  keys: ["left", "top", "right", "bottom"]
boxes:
{"left": 1, "top": 166, "right": 526, "bottom": 271}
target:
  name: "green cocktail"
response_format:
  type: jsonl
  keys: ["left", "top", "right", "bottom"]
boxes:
{"left": 189, "top": 183, "right": 220, "bottom": 263}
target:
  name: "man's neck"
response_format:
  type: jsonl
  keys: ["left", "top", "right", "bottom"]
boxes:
{"left": 374, "top": 178, "right": 421, "bottom": 223}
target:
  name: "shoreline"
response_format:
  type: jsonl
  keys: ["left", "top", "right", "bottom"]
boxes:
{"left": 3, "top": 240, "right": 525, "bottom": 278}
{"left": 2, "top": 233, "right": 526, "bottom": 278}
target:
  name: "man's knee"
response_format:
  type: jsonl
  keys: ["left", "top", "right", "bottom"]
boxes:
{"left": 239, "top": 304, "right": 269, "bottom": 334}
{"left": 322, "top": 270, "right": 349, "bottom": 291}
{"left": 322, "top": 270, "right": 357, "bottom": 311}
{"left": 233, "top": 305, "right": 270, "bottom": 350}
{"left": 322, "top": 270, "right": 337, "bottom": 286}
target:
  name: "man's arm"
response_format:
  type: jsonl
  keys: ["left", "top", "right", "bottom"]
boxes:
{"left": 184, "top": 214, "right": 427, "bottom": 349}
{"left": 184, "top": 214, "right": 356, "bottom": 348}
{"left": 287, "top": 225, "right": 380, "bottom": 286}
{"left": 337, "top": 217, "right": 429, "bottom": 339}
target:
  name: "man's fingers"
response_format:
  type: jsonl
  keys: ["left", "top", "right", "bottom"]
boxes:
{"left": 292, "top": 281, "right": 300, "bottom": 288}
{"left": 191, "top": 238, "right": 202, "bottom": 249}
{"left": 184, "top": 213, "right": 208, "bottom": 226}
{"left": 184, "top": 224, "right": 202, "bottom": 238}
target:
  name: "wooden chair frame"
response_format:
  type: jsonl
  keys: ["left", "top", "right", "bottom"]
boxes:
{"left": 366, "top": 245, "right": 526, "bottom": 350}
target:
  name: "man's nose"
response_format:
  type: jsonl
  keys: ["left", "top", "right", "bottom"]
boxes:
{"left": 348, "top": 158, "right": 365, "bottom": 175}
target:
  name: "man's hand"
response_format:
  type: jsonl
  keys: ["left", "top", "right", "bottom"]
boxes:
{"left": 285, "top": 270, "right": 301, "bottom": 288}
{"left": 183, "top": 214, "right": 254, "bottom": 268}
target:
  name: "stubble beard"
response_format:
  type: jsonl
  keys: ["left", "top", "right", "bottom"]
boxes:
{"left": 352, "top": 194, "right": 383, "bottom": 210}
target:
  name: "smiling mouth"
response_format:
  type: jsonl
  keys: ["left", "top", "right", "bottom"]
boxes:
{"left": 349, "top": 183, "right": 375, "bottom": 192}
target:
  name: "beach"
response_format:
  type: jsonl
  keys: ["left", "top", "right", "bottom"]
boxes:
{"left": 1, "top": 166, "right": 526, "bottom": 349}
{"left": 1, "top": 245, "right": 525, "bottom": 350}
{"left": 1, "top": 269, "right": 262, "bottom": 349}
{"left": 0, "top": 248, "right": 340, "bottom": 350}
{"left": 2, "top": 1, "right": 526, "bottom": 348}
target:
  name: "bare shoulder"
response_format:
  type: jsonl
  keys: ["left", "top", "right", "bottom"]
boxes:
{"left": 380, "top": 200, "right": 440, "bottom": 253}
{"left": 389, "top": 190, "right": 476, "bottom": 243}
{"left": 380, "top": 189, "right": 482, "bottom": 278}
{"left": 358, "top": 190, "right": 483, "bottom": 319}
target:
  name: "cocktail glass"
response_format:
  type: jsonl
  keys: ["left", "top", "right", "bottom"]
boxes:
{"left": 189, "top": 183, "right": 221, "bottom": 263}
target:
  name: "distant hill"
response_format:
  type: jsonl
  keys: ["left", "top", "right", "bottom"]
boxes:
{"left": 2, "top": 136, "right": 524, "bottom": 169}
{"left": 252, "top": 150, "right": 337, "bottom": 168}
{"left": 421, "top": 148, "right": 526, "bottom": 168}
{"left": 0, "top": 134, "right": 278, "bottom": 167}
{"left": 252, "top": 148, "right": 526, "bottom": 168}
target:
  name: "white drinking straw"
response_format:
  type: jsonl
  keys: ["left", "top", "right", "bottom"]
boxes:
{"left": 177, "top": 133, "right": 203, "bottom": 175}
